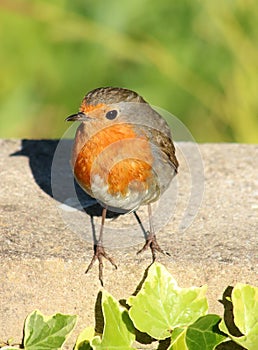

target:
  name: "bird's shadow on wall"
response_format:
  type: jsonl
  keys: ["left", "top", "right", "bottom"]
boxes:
{"left": 10, "top": 139, "right": 148, "bottom": 246}
{"left": 10, "top": 139, "right": 120, "bottom": 219}
{"left": 11, "top": 140, "right": 59, "bottom": 197}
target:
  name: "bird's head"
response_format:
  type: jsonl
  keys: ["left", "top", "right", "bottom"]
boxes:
{"left": 66, "top": 87, "right": 147, "bottom": 125}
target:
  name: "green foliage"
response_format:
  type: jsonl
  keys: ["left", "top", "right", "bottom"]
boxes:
{"left": 184, "top": 315, "right": 226, "bottom": 350}
{"left": 219, "top": 283, "right": 258, "bottom": 350}
{"left": 90, "top": 290, "right": 135, "bottom": 349}
{"left": 0, "top": 0, "right": 257, "bottom": 142}
{"left": 24, "top": 310, "right": 77, "bottom": 350}
{"left": 127, "top": 263, "right": 208, "bottom": 339}
{"left": 74, "top": 327, "right": 94, "bottom": 350}
{"left": 1, "top": 263, "right": 257, "bottom": 349}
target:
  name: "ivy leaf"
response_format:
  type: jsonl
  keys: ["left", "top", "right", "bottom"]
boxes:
{"left": 185, "top": 314, "right": 227, "bottom": 350}
{"left": 219, "top": 283, "right": 258, "bottom": 350}
{"left": 91, "top": 290, "right": 136, "bottom": 350}
{"left": 74, "top": 326, "right": 95, "bottom": 350}
{"left": 127, "top": 263, "right": 208, "bottom": 340}
{"left": 168, "top": 315, "right": 226, "bottom": 350}
{"left": 169, "top": 327, "right": 187, "bottom": 350}
{"left": 24, "top": 310, "right": 77, "bottom": 350}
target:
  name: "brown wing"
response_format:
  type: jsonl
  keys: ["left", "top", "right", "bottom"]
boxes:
{"left": 146, "top": 127, "right": 179, "bottom": 172}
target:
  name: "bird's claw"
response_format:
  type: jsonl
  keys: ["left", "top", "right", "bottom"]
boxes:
{"left": 85, "top": 244, "right": 117, "bottom": 286}
{"left": 137, "top": 232, "right": 170, "bottom": 262}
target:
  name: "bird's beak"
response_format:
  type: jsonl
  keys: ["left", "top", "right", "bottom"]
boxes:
{"left": 65, "top": 112, "right": 89, "bottom": 122}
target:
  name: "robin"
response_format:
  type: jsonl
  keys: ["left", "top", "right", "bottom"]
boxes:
{"left": 66, "top": 87, "right": 178, "bottom": 285}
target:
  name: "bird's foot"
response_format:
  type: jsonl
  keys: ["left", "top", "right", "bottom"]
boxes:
{"left": 85, "top": 243, "right": 117, "bottom": 286}
{"left": 137, "top": 232, "right": 170, "bottom": 262}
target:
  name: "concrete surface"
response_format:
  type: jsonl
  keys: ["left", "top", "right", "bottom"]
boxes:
{"left": 0, "top": 139, "right": 257, "bottom": 348}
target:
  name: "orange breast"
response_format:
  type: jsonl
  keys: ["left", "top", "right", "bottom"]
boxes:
{"left": 73, "top": 123, "right": 153, "bottom": 197}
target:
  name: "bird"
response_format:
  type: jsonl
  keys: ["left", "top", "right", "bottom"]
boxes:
{"left": 66, "top": 87, "right": 179, "bottom": 285}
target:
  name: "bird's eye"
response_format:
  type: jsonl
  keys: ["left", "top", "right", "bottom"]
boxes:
{"left": 105, "top": 109, "right": 118, "bottom": 120}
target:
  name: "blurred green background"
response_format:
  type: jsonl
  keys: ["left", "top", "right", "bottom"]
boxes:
{"left": 0, "top": 0, "right": 257, "bottom": 142}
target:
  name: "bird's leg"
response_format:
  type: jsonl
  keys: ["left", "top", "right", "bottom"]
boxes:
{"left": 137, "top": 204, "right": 170, "bottom": 262}
{"left": 85, "top": 207, "right": 117, "bottom": 286}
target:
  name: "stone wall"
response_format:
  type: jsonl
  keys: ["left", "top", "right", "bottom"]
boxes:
{"left": 0, "top": 139, "right": 257, "bottom": 348}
